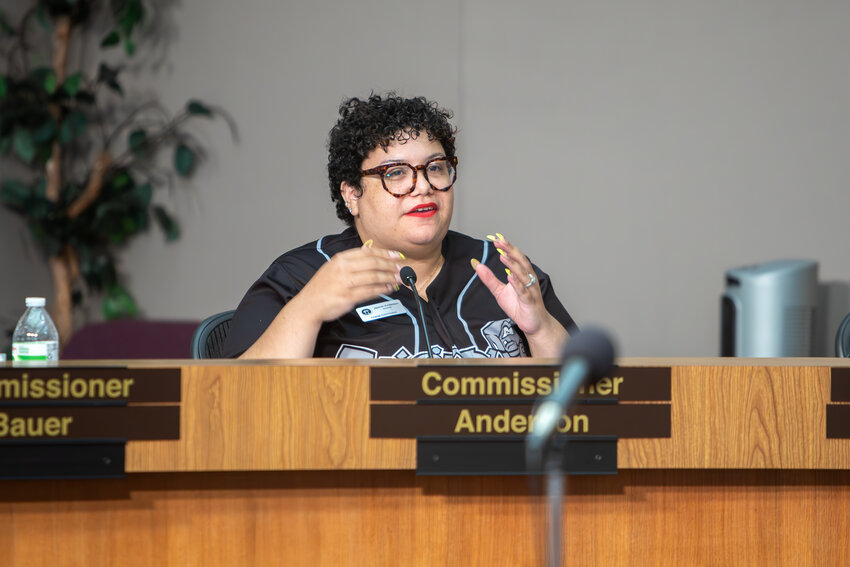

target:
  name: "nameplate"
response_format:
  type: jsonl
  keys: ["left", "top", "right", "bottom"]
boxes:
{"left": 0, "top": 406, "right": 179, "bottom": 440}
{"left": 371, "top": 403, "right": 670, "bottom": 438}
{"left": 0, "top": 367, "right": 181, "bottom": 444}
{"left": 369, "top": 365, "right": 672, "bottom": 448}
{"left": 829, "top": 368, "right": 850, "bottom": 402}
{"left": 0, "top": 368, "right": 180, "bottom": 404}
{"left": 370, "top": 365, "right": 671, "bottom": 402}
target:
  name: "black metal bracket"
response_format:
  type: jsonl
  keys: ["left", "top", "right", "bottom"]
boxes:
{"left": 416, "top": 435, "right": 617, "bottom": 476}
{"left": 0, "top": 439, "right": 125, "bottom": 480}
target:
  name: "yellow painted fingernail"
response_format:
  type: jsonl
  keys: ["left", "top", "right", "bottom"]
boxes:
{"left": 505, "top": 268, "right": 511, "bottom": 276}
{"left": 496, "top": 248, "right": 506, "bottom": 256}
{"left": 470, "top": 258, "right": 480, "bottom": 269}
{"left": 394, "top": 284, "right": 400, "bottom": 292}
{"left": 486, "top": 234, "right": 496, "bottom": 241}
{"left": 363, "top": 239, "right": 373, "bottom": 248}
{"left": 399, "top": 252, "right": 406, "bottom": 259}
{"left": 496, "top": 233, "right": 505, "bottom": 240}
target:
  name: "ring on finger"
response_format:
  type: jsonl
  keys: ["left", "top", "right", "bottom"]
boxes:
{"left": 524, "top": 273, "right": 536, "bottom": 288}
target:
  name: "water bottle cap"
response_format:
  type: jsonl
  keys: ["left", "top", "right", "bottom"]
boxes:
{"left": 25, "top": 297, "right": 46, "bottom": 307}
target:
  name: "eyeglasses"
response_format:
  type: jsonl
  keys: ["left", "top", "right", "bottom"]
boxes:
{"left": 360, "top": 156, "right": 458, "bottom": 197}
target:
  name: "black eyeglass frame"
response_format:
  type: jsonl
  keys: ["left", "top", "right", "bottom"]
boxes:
{"left": 360, "top": 156, "right": 458, "bottom": 198}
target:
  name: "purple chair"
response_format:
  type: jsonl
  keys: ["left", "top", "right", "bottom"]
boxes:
{"left": 62, "top": 319, "right": 200, "bottom": 360}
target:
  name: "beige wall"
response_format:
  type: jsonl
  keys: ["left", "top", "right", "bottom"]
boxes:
{"left": 3, "top": 0, "right": 850, "bottom": 356}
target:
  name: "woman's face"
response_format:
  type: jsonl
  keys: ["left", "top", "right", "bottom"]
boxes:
{"left": 343, "top": 134, "right": 454, "bottom": 256}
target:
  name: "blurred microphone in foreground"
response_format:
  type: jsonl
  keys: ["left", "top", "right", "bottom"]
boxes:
{"left": 526, "top": 328, "right": 616, "bottom": 465}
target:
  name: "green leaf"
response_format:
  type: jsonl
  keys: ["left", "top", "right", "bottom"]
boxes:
{"left": 28, "top": 68, "right": 57, "bottom": 94}
{"left": 101, "top": 30, "right": 120, "bottom": 48}
{"left": 59, "top": 110, "right": 87, "bottom": 143}
{"left": 0, "top": 136, "right": 10, "bottom": 154}
{"left": 34, "top": 178, "right": 46, "bottom": 198}
{"left": 36, "top": 6, "right": 48, "bottom": 30}
{"left": 173, "top": 143, "right": 195, "bottom": 177}
{"left": 186, "top": 100, "right": 212, "bottom": 117}
{"left": 153, "top": 205, "right": 180, "bottom": 242}
{"left": 12, "top": 128, "right": 35, "bottom": 162}
{"left": 63, "top": 72, "right": 83, "bottom": 97}
{"left": 0, "top": 180, "right": 30, "bottom": 207}
{"left": 0, "top": 75, "right": 7, "bottom": 99}
{"left": 128, "top": 129, "right": 147, "bottom": 154}
{"left": 111, "top": 170, "right": 131, "bottom": 189}
{"left": 96, "top": 63, "right": 123, "bottom": 95}
{"left": 133, "top": 183, "right": 152, "bottom": 206}
{"left": 33, "top": 119, "right": 57, "bottom": 144}
{"left": 97, "top": 62, "right": 120, "bottom": 83}
{"left": 102, "top": 283, "right": 139, "bottom": 320}
{"left": 44, "top": 72, "right": 58, "bottom": 95}
{"left": 124, "top": 36, "right": 135, "bottom": 56}
{"left": 119, "top": 0, "right": 144, "bottom": 35}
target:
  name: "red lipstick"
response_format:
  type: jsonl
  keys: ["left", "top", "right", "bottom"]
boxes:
{"left": 406, "top": 202, "right": 439, "bottom": 217}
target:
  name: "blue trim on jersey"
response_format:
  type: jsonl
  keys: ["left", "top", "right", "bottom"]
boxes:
{"left": 457, "top": 239, "right": 489, "bottom": 349}
{"left": 316, "top": 236, "right": 331, "bottom": 262}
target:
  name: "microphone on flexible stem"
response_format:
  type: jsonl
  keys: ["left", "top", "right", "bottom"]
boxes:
{"left": 526, "top": 328, "right": 616, "bottom": 466}
{"left": 527, "top": 327, "right": 615, "bottom": 567}
{"left": 400, "top": 266, "right": 434, "bottom": 357}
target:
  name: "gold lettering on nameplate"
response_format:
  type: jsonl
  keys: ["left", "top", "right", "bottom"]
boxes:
{"left": 0, "top": 412, "right": 74, "bottom": 438}
{"left": 372, "top": 366, "right": 669, "bottom": 402}
{"left": 453, "top": 408, "right": 589, "bottom": 434}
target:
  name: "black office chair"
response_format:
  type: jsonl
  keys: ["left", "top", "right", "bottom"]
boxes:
{"left": 191, "top": 310, "right": 235, "bottom": 359}
{"left": 836, "top": 312, "right": 850, "bottom": 357}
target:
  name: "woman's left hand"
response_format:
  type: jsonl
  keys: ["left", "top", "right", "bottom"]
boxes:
{"left": 472, "top": 235, "right": 568, "bottom": 357}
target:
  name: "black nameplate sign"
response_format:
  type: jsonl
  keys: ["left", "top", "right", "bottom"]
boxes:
{"left": 0, "top": 367, "right": 180, "bottom": 404}
{"left": 829, "top": 368, "right": 850, "bottom": 402}
{"left": 371, "top": 365, "right": 671, "bottom": 402}
{"left": 0, "top": 406, "right": 179, "bottom": 440}
{"left": 826, "top": 368, "right": 850, "bottom": 438}
{"left": 371, "top": 403, "right": 670, "bottom": 438}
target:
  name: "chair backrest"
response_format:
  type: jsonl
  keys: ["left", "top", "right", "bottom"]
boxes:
{"left": 192, "top": 310, "right": 236, "bottom": 359}
{"left": 836, "top": 312, "right": 850, "bottom": 357}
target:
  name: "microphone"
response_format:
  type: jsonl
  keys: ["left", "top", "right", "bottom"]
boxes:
{"left": 526, "top": 328, "right": 616, "bottom": 461}
{"left": 400, "top": 266, "right": 434, "bottom": 357}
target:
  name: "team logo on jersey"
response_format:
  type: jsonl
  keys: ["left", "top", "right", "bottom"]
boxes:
{"left": 333, "top": 318, "right": 526, "bottom": 359}
{"left": 480, "top": 318, "right": 526, "bottom": 357}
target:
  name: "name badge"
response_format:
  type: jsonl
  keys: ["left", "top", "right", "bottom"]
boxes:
{"left": 356, "top": 300, "right": 407, "bottom": 322}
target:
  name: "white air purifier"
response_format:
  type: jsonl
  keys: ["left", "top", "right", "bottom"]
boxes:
{"left": 720, "top": 259, "right": 818, "bottom": 357}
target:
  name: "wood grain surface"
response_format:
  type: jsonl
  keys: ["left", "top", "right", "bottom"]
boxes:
{"left": 1, "top": 469, "right": 849, "bottom": 566}
{"left": 4, "top": 359, "right": 850, "bottom": 565}
{"left": 120, "top": 360, "right": 850, "bottom": 471}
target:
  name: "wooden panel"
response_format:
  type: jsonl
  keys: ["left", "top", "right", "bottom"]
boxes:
{"left": 619, "top": 364, "right": 850, "bottom": 469}
{"left": 126, "top": 365, "right": 415, "bottom": 472}
{"left": 123, "top": 361, "right": 850, "bottom": 471}
{"left": 2, "top": 470, "right": 850, "bottom": 566}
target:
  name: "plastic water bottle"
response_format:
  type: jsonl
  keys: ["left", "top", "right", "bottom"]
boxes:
{"left": 12, "top": 297, "right": 59, "bottom": 362}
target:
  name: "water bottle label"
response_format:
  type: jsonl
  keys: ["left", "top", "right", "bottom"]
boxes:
{"left": 12, "top": 342, "right": 49, "bottom": 361}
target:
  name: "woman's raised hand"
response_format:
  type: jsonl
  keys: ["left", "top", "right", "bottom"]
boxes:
{"left": 472, "top": 234, "right": 568, "bottom": 357}
{"left": 297, "top": 241, "right": 403, "bottom": 324}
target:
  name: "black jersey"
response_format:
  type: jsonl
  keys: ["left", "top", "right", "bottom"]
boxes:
{"left": 223, "top": 228, "right": 576, "bottom": 359}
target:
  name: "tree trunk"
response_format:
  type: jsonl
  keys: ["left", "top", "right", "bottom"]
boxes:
{"left": 49, "top": 252, "right": 75, "bottom": 348}
{"left": 46, "top": 15, "right": 72, "bottom": 347}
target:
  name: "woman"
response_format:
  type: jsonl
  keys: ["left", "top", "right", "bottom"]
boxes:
{"left": 224, "top": 94, "right": 576, "bottom": 359}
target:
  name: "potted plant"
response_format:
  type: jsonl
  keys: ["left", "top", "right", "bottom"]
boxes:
{"left": 0, "top": 0, "right": 232, "bottom": 347}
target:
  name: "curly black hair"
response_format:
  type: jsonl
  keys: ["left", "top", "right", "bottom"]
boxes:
{"left": 327, "top": 93, "right": 457, "bottom": 225}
